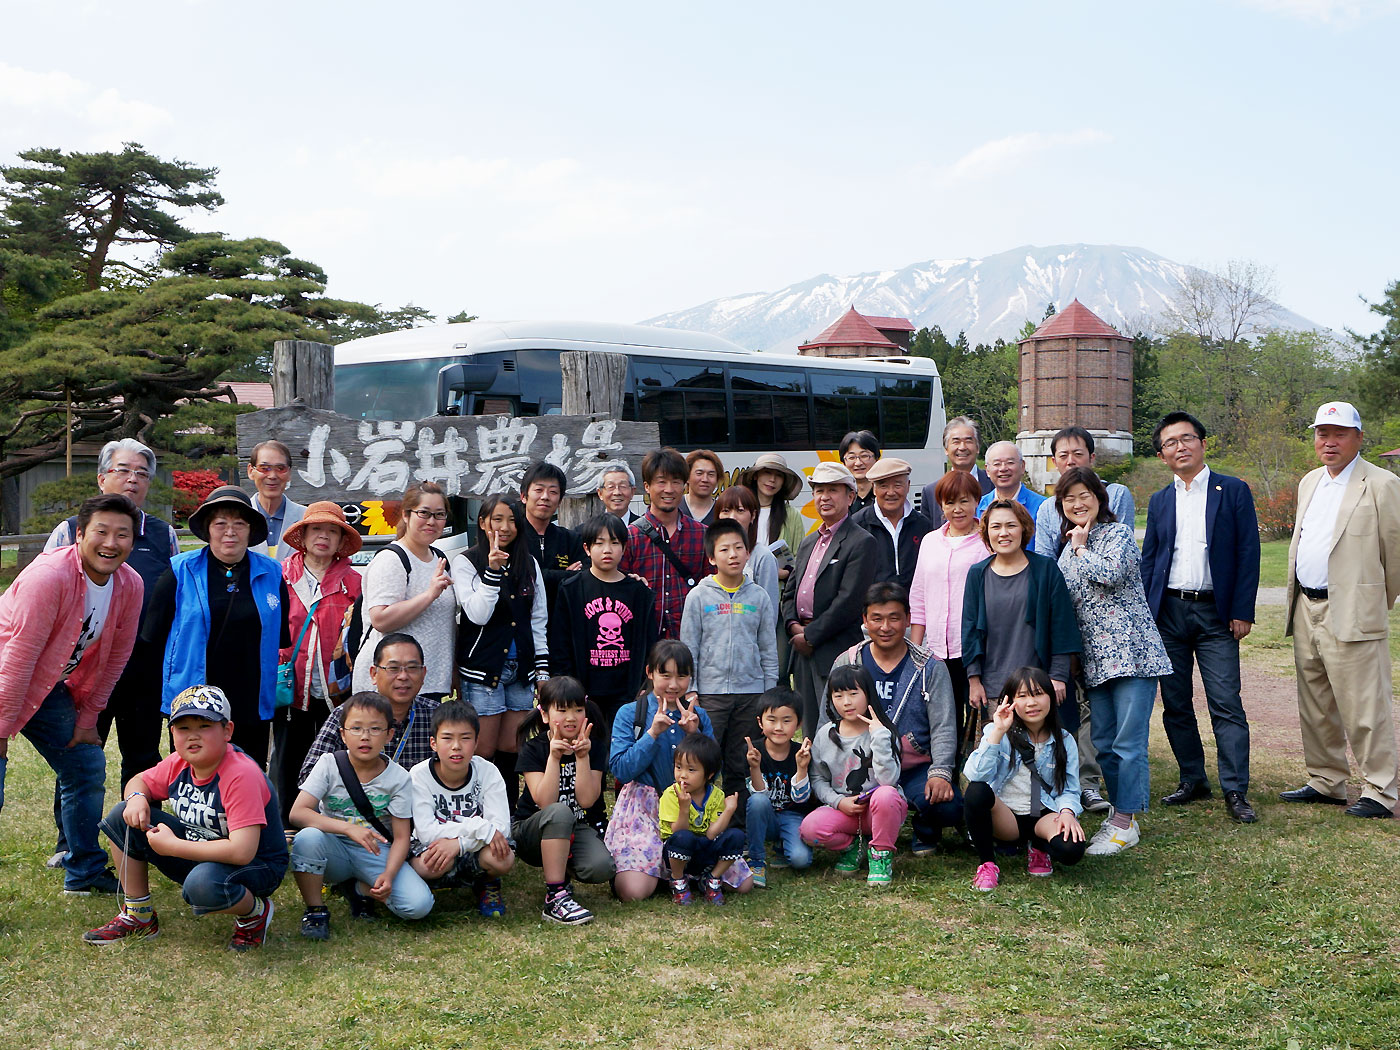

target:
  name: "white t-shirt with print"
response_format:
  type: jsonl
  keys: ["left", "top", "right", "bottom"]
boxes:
{"left": 64, "top": 576, "right": 113, "bottom": 679}
{"left": 299, "top": 751, "right": 414, "bottom": 829}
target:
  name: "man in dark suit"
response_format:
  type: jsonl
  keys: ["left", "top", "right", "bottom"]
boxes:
{"left": 920, "top": 416, "right": 994, "bottom": 527}
{"left": 782, "top": 461, "right": 878, "bottom": 735}
{"left": 1140, "top": 412, "right": 1260, "bottom": 823}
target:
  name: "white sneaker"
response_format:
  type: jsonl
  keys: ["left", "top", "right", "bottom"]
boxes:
{"left": 1086, "top": 816, "right": 1140, "bottom": 856}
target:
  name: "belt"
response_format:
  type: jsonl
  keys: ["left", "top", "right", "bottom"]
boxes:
{"left": 1165, "top": 588, "right": 1215, "bottom": 603}
{"left": 1299, "top": 584, "right": 1328, "bottom": 601}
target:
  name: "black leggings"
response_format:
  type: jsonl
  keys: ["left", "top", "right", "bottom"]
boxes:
{"left": 964, "top": 781, "right": 1087, "bottom": 866}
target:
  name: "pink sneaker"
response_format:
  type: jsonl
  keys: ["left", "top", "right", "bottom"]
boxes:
{"left": 1027, "top": 846, "right": 1053, "bottom": 877}
{"left": 972, "top": 861, "right": 1000, "bottom": 891}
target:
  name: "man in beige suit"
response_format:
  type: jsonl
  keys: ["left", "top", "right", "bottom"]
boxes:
{"left": 1282, "top": 402, "right": 1400, "bottom": 818}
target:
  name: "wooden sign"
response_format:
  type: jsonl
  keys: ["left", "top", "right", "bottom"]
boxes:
{"left": 236, "top": 405, "right": 658, "bottom": 514}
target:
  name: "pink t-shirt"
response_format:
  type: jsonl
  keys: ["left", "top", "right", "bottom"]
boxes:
{"left": 144, "top": 745, "right": 271, "bottom": 841}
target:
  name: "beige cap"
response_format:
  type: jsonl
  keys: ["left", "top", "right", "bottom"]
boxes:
{"left": 865, "top": 457, "right": 912, "bottom": 482}
{"left": 809, "top": 461, "right": 857, "bottom": 490}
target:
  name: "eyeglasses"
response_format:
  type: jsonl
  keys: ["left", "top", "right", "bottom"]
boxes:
{"left": 374, "top": 663, "right": 424, "bottom": 677}
{"left": 105, "top": 466, "right": 152, "bottom": 481}
{"left": 343, "top": 724, "right": 389, "bottom": 737}
{"left": 252, "top": 464, "right": 291, "bottom": 475}
{"left": 843, "top": 451, "right": 876, "bottom": 464}
{"left": 1159, "top": 435, "right": 1201, "bottom": 452}
{"left": 410, "top": 509, "right": 448, "bottom": 522}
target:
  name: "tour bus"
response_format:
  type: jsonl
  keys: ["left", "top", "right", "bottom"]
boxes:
{"left": 331, "top": 320, "right": 946, "bottom": 555}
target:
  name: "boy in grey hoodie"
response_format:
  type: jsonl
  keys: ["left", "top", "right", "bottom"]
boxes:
{"left": 681, "top": 519, "right": 779, "bottom": 816}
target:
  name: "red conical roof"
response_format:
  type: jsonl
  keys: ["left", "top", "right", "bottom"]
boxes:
{"left": 1022, "top": 299, "right": 1125, "bottom": 341}
{"left": 800, "top": 306, "right": 897, "bottom": 349}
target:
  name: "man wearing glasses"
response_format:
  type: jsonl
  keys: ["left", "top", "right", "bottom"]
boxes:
{"left": 247, "top": 440, "right": 307, "bottom": 563}
{"left": 41, "top": 439, "right": 180, "bottom": 872}
{"left": 299, "top": 633, "right": 440, "bottom": 780}
{"left": 1140, "top": 412, "right": 1260, "bottom": 824}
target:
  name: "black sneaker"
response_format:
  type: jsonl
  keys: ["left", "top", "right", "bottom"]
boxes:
{"left": 64, "top": 868, "right": 121, "bottom": 897}
{"left": 300, "top": 905, "right": 331, "bottom": 940}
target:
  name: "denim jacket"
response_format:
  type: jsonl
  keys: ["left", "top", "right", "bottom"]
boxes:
{"left": 962, "top": 722, "right": 1082, "bottom": 815}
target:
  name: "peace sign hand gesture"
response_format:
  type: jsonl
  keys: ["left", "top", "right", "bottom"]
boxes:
{"left": 487, "top": 529, "right": 509, "bottom": 570}
{"left": 745, "top": 735, "right": 763, "bottom": 772}
{"left": 676, "top": 696, "right": 701, "bottom": 735}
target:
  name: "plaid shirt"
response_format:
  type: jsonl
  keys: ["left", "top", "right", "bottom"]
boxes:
{"left": 297, "top": 693, "right": 441, "bottom": 784}
{"left": 621, "top": 510, "right": 708, "bottom": 639}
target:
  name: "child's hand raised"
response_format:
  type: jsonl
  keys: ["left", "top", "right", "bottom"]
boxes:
{"left": 676, "top": 696, "right": 701, "bottom": 734}
{"left": 547, "top": 723, "right": 572, "bottom": 760}
{"left": 745, "top": 735, "right": 763, "bottom": 771}
{"left": 675, "top": 781, "right": 691, "bottom": 810}
{"left": 571, "top": 721, "right": 593, "bottom": 759}
{"left": 648, "top": 703, "right": 676, "bottom": 739}
{"left": 795, "top": 737, "right": 812, "bottom": 771}
{"left": 991, "top": 699, "right": 1015, "bottom": 734}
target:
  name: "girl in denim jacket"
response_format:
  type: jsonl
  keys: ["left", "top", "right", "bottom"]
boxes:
{"left": 963, "top": 666, "right": 1086, "bottom": 891}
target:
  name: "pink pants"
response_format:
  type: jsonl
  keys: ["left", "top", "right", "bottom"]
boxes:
{"left": 799, "top": 785, "right": 909, "bottom": 853}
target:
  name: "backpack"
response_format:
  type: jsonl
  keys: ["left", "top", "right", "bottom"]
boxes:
{"left": 344, "top": 542, "right": 447, "bottom": 666}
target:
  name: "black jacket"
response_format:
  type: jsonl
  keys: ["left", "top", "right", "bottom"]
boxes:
{"left": 851, "top": 504, "right": 935, "bottom": 593}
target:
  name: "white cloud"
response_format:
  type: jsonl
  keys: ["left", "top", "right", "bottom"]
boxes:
{"left": 0, "top": 62, "right": 172, "bottom": 145}
{"left": 1241, "top": 0, "right": 1400, "bottom": 22}
{"left": 940, "top": 129, "right": 1113, "bottom": 185}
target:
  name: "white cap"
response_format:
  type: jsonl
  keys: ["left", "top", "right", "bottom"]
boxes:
{"left": 1309, "top": 401, "right": 1362, "bottom": 429}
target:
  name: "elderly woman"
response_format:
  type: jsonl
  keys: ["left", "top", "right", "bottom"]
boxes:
{"left": 1055, "top": 466, "right": 1171, "bottom": 857}
{"left": 143, "top": 486, "right": 290, "bottom": 768}
{"left": 268, "top": 502, "right": 363, "bottom": 823}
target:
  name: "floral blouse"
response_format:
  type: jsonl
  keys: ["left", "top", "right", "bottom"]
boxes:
{"left": 1057, "top": 522, "right": 1171, "bottom": 688}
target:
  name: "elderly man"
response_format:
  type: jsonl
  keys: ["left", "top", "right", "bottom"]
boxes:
{"left": 1282, "top": 402, "right": 1400, "bottom": 818}
{"left": 976, "top": 441, "right": 1046, "bottom": 518}
{"left": 247, "top": 439, "right": 306, "bottom": 562}
{"left": 43, "top": 438, "right": 180, "bottom": 869}
{"left": 921, "top": 416, "right": 994, "bottom": 527}
{"left": 852, "top": 457, "right": 934, "bottom": 592}
{"left": 597, "top": 464, "right": 640, "bottom": 525}
{"left": 781, "top": 462, "right": 878, "bottom": 734}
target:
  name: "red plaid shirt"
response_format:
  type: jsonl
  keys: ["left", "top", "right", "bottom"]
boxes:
{"left": 621, "top": 510, "right": 708, "bottom": 639}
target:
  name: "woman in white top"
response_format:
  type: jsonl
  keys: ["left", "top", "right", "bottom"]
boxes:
{"left": 353, "top": 481, "right": 456, "bottom": 698}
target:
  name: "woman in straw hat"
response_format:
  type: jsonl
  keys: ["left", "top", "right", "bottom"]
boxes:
{"left": 143, "top": 486, "right": 290, "bottom": 768}
{"left": 268, "top": 502, "right": 364, "bottom": 822}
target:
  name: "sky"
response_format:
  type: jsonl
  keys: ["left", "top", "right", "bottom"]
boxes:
{"left": 3, "top": 0, "right": 1397, "bottom": 337}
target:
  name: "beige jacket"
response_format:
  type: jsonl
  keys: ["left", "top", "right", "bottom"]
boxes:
{"left": 1286, "top": 455, "right": 1400, "bottom": 641}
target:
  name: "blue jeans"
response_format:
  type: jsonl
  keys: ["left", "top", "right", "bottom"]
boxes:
{"left": 900, "top": 763, "right": 964, "bottom": 843}
{"left": 1087, "top": 675, "right": 1159, "bottom": 814}
{"left": 0, "top": 683, "right": 108, "bottom": 887}
{"left": 662, "top": 827, "right": 745, "bottom": 877}
{"left": 745, "top": 793, "right": 813, "bottom": 869}
{"left": 291, "top": 827, "right": 434, "bottom": 920}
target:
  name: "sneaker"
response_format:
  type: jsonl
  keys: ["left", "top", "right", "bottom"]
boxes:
{"left": 299, "top": 906, "right": 330, "bottom": 940}
{"left": 866, "top": 847, "right": 893, "bottom": 887}
{"left": 909, "top": 834, "right": 939, "bottom": 858}
{"left": 64, "top": 868, "right": 121, "bottom": 897}
{"left": 750, "top": 863, "right": 767, "bottom": 889}
{"left": 767, "top": 852, "right": 791, "bottom": 869}
{"left": 670, "top": 878, "right": 694, "bottom": 905}
{"left": 702, "top": 876, "right": 725, "bottom": 905}
{"left": 82, "top": 910, "right": 159, "bottom": 945}
{"left": 228, "top": 898, "right": 274, "bottom": 951}
{"left": 542, "top": 886, "right": 594, "bottom": 926}
{"left": 338, "top": 881, "right": 378, "bottom": 920}
{"left": 1086, "top": 817, "right": 1140, "bottom": 856}
{"left": 476, "top": 878, "right": 506, "bottom": 919}
{"left": 972, "top": 861, "right": 1001, "bottom": 891}
{"left": 833, "top": 842, "right": 863, "bottom": 876}
{"left": 1027, "top": 846, "right": 1053, "bottom": 877}
{"left": 1081, "top": 787, "right": 1111, "bottom": 813}
{"left": 46, "top": 850, "right": 69, "bottom": 870}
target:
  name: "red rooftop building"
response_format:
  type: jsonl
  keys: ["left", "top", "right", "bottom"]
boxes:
{"left": 798, "top": 306, "right": 913, "bottom": 358}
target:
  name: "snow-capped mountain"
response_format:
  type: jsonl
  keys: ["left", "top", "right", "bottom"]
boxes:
{"left": 641, "top": 244, "right": 1321, "bottom": 352}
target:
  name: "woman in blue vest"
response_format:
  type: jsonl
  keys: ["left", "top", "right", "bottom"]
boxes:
{"left": 143, "top": 486, "right": 290, "bottom": 768}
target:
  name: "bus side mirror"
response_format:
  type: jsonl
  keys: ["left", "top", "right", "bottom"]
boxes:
{"left": 437, "top": 362, "right": 498, "bottom": 415}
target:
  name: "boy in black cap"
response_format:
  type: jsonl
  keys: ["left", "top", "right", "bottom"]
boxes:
{"left": 83, "top": 684, "right": 288, "bottom": 950}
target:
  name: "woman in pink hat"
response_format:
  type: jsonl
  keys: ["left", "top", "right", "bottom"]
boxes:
{"left": 270, "top": 502, "right": 363, "bottom": 824}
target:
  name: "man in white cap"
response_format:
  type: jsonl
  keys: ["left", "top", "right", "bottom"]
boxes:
{"left": 1282, "top": 402, "right": 1400, "bottom": 818}
{"left": 781, "top": 461, "right": 878, "bottom": 734}
{"left": 851, "top": 457, "right": 934, "bottom": 592}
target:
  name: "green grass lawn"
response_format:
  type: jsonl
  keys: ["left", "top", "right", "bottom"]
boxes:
{"left": 1259, "top": 540, "right": 1290, "bottom": 589}
{"left": 3, "top": 703, "right": 1399, "bottom": 1049}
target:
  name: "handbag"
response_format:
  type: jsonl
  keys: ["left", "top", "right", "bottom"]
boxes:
{"left": 276, "top": 597, "right": 320, "bottom": 710}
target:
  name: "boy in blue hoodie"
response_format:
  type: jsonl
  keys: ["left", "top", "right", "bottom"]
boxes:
{"left": 680, "top": 519, "right": 778, "bottom": 815}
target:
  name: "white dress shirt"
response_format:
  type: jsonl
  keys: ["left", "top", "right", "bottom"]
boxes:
{"left": 875, "top": 499, "right": 914, "bottom": 575}
{"left": 1295, "top": 454, "right": 1360, "bottom": 589}
{"left": 1167, "top": 465, "right": 1213, "bottom": 592}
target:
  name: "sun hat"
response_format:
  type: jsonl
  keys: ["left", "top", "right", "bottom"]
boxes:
{"left": 736, "top": 454, "right": 804, "bottom": 501}
{"left": 808, "top": 461, "right": 858, "bottom": 490}
{"left": 187, "top": 485, "right": 270, "bottom": 546}
{"left": 281, "top": 500, "right": 363, "bottom": 557}
{"left": 1309, "top": 401, "right": 1362, "bottom": 429}
{"left": 865, "top": 457, "right": 912, "bottom": 483}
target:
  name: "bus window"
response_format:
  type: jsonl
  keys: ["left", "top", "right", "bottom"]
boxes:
{"left": 336, "top": 359, "right": 444, "bottom": 420}
{"left": 636, "top": 388, "right": 686, "bottom": 446}
{"left": 730, "top": 367, "right": 804, "bottom": 393}
{"left": 732, "top": 395, "right": 775, "bottom": 446}
{"left": 515, "top": 349, "right": 565, "bottom": 415}
{"left": 686, "top": 392, "right": 728, "bottom": 446}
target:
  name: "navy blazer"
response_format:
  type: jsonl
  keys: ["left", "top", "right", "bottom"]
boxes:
{"left": 1140, "top": 470, "right": 1260, "bottom": 624}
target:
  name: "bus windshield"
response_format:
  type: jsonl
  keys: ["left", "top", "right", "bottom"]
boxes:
{"left": 335, "top": 358, "right": 444, "bottom": 420}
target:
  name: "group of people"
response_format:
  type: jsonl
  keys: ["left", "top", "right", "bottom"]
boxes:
{"left": 0, "top": 396, "right": 1395, "bottom": 948}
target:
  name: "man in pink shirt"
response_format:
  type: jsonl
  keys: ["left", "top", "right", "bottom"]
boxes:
{"left": 0, "top": 494, "right": 144, "bottom": 895}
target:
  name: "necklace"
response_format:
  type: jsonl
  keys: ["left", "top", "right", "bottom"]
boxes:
{"left": 217, "top": 558, "right": 239, "bottom": 593}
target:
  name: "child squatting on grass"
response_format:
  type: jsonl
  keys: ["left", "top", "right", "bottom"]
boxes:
{"left": 83, "top": 684, "right": 287, "bottom": 950}
{"left": 659, "top": 732, "right": 749, "bottom": 905}
{"left": 408, "top": 699, "right": 515, "bottom": 918}
{"left": 290, "top": 691, "right": 433, "bottom": 938}
{"left": 512, "top": 677, "right": 615, "bottom": 926}
{"left": 962, "top": 666, "right": 1087, "bottom": 891}
{"left": 799, "top": 664, "right": 906, "bottom": 887}
{"left": 743, "top": 687, "right": 814, "bottom": 887}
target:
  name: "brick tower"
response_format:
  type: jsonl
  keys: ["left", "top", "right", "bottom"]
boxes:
{"left": 1015, "top": 299, "right": 1133, "bottom": 491}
